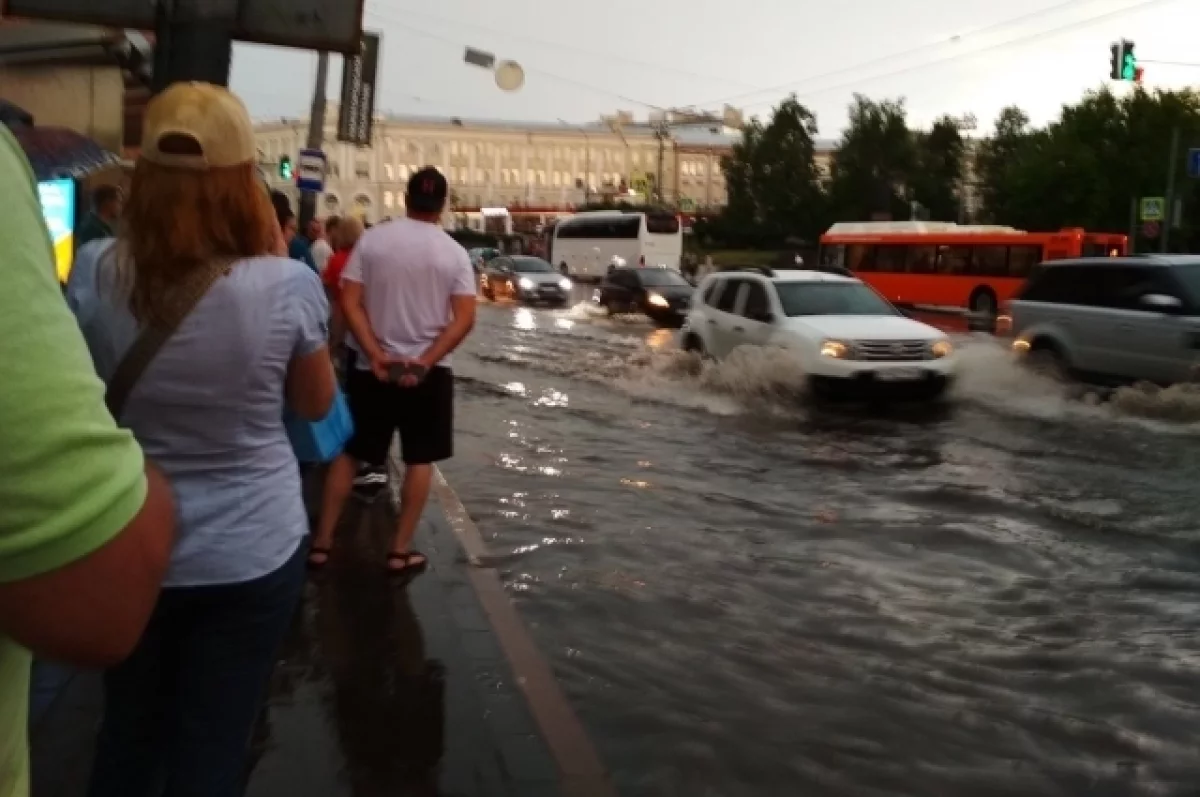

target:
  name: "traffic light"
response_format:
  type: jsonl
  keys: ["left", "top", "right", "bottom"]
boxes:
{"left": 1120, "top": 41, "right": 1137, "bottom": 81}
{"left": 1110, "top": 40, "right": 1137, "bottom": 81}
{"left": 279, "top": 155, "right": 293, "bottom": 180}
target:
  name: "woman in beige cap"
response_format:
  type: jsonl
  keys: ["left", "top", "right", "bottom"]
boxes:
{"left": 64, "top": 82, "right": 336, "bottom": 795}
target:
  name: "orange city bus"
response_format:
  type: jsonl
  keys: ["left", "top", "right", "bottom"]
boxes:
{"left": 817, "top": 222, "right": 1128, "bottom": 315}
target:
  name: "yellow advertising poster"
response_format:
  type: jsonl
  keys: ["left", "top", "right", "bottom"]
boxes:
{"left": 37, "top": 178, "right": 75, "bottom": 283}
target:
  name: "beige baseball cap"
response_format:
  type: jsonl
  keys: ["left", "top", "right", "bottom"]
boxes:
{"left": 140, "top": 82, "right": 256, "bottom": 170}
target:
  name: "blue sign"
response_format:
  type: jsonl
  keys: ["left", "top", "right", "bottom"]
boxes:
{"left": 297, "top": 148, "right": 326, "bottom": 193}
{"left": 1188, "top": 147, "right": 1200, "bottom": 179}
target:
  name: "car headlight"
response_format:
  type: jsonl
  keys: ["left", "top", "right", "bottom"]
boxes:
{"left": 518, "top": 277, "right": 535, "bottom": 290}
{"left": 930, "top": 339, "right": 954, "bottom": 359}
{"left": 648, "top": 292, "right": 670, "bottom": 308}
{"left": 820, "top": 339, "right": 851, "bottom": 359}
{"left": 559, "top": 277, "right": 572, "bottom": 291}
{"left": 1011, "top": 338, "right": 1031, "bottom": 354}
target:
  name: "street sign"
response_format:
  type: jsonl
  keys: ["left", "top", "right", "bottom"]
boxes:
{"left": 1139, "top": 196, "right": 1165, "bottom": 221}
{"left": 1188, "top": 148, "right": 1200, "bottom": 179}
{"left": 296, "top": 149, "right": 327, "bottom": 193}
{"left": 1142, "top": 220, "right": 1160, "bottom": 239}
{"left": 338, "top": 32, "right": 381, "bottom": 146}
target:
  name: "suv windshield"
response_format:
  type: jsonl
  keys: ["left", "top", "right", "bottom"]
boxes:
{"left": 511, "top": 257, "right": 554, "bottom": 273}
{"left": 775, "top": 282, "right": 897, "bottom": 317}
{"left": 638, "top": 269, "right": 690, "bottom": 287}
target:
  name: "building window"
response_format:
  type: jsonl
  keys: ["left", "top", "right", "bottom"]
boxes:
{"left": 383, "top": 191, "right": 394, "bottom": 208}
{"left": 384, "top": 164, "right": 394, "bottom": 179}
{"left": 537, "top": 170, "right": 546, "bottom": 186}
{"left": 526, "top": 169, "right": 534, "bottom": 185}
{"left": 552, "top": 172, "right": 561, "bottom": 187}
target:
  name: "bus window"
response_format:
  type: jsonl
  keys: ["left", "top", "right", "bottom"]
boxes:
{"left": 874, "top": 244, "right": 907, "bottom": 273}
{"left": 1008, "top": 245, "right": 1042, "bottom": 278}
{"left": 646, "top": 213, "right": 679, "bottom": 234}
{"left": 909, "top": 245, "right": 937, "bottom": 274}
{"left": 1081, "top": 241, "right": 1107, "bottom": 258}
{"left": 847, "top": 244, "right": 873, "bottom": 272}
{"left": 974, "top": 245, "right": 1008, "bottom": 277}
{"left": 935, "top": 245, "right": 971, "bottom": 275}
{"left": 819, "top": 244, "right": 846, "bottom": 269}
{"left": 612, "top": 216, "right": 641, "bottom": 238}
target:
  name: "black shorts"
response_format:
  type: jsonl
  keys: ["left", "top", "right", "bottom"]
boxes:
{"left": 343, "top": 362, "right": 454, "bottom": 466}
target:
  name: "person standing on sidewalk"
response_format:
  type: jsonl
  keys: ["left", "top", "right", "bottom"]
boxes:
{"left": 310, "top": 167, "right": 476, "bottom": 575}
{"left": 310, "top": 216, "right": 337, "bottom": 275}
{"left": 76, "top": 184, "right": 122, "bottom": 250}
{"left": 64, "top": 82, "right": 336, "bottom": 796}
{"left": 271, "top": 190, "right": 317, "bottom": 273}
{"left": 0, "top": 124, "right": 175, "bottom": 797}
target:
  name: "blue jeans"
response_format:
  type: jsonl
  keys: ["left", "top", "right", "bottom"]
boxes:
{"left": 87, "top": 542, "right": 306, "bottom": 797}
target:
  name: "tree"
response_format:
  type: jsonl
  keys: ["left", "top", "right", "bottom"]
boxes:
{"left": 909, "top": 115, "right": 966, "bottom": 222}
{"left": 976, "top": 88, "right": 1200, "bottom": 249}
{"left": 827, "top": 95, "right": 916, "bottom": 222}
{"left": 715, "top": 94, "right": 825, "bottom": 247}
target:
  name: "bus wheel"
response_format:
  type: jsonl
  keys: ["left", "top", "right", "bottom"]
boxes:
{"left": 969, "top": 288, "right": 998, "bottom": 317}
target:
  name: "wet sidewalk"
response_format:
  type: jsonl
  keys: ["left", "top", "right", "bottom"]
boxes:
{"left": 30, "top": 467, "right": 613, "bottom": 797}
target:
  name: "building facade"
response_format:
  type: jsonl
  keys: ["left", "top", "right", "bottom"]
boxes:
{"left": 255, "top": 108, "right": 843, "bottom": 224}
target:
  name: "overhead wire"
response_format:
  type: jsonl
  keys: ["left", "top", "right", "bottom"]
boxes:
{"left": 363, "top": 0, "right": 763, "bottom": 93}
{"left": 691, "top": 0, "right": 1181, "bottom": 110}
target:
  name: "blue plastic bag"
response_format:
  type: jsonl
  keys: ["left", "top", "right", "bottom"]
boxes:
{"left": 285, "top": 389, "right": 354, "bottom": 463}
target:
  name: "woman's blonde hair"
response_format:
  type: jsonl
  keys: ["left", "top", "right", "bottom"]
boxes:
{"left": 120, "top": 159, "right": 276, "bottom": 326}
{"left": 336, "top": 216, "right": 365, "bottom": 251}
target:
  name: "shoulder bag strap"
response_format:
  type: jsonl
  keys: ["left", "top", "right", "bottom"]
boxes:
{"left": 105, "top": 258, "right": 234, "bottom": 421}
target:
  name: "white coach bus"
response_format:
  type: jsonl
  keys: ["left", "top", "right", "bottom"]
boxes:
{"left": 548, "top": 210, "right": 682, "bottom": 279}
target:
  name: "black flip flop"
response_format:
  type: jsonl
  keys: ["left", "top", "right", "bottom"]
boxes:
{"left": 386, "top": 551, "right": 428, "bottom": 578}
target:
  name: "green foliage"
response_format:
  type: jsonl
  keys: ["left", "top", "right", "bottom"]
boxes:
{"left": 827, "top": 96, "right": 917, "bottom": 223}
{"left": 718, "top": 95, "right": 826, "bottom": 248}
{"left": 977, "top": 87, "right": 1200, "bottom": 249}
{"left": 707, "top": 86, "right": 1200, "bottom": 253}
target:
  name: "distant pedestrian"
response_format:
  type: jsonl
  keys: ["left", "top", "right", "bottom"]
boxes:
{"left": 270, "top": 190, "right": 317, "bottom": 272}
{"left": 309, "top": 167, "right": 476, "bottom": 575}
{"left": 76, "top": 184, "right": 122, "bottom": 249}
{"left": 322, "top": 215, "right": 364, "bottom": 354}
{"left": 310, "top": 216, "right": 336, "bottom": 275}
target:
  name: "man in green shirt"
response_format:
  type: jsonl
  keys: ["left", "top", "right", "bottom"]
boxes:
{"left": 0, "top": 126, "right": 175, "bottom": 796}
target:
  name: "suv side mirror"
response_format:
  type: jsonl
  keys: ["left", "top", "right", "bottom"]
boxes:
{"left": 1140, "top": 293, "right": 1183, "bottom": 312}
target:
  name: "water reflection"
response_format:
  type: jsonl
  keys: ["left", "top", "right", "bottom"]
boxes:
{"left": 247, "top": 510, "right": 445, "bottom": 796}
{"left": 512, "top": 307, "right": 536, "bottom": 330}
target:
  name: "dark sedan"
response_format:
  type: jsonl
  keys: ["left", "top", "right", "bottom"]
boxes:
{"left": 593, "top": 266, "right": 693, "bottom": 326}
{"left": 481, "top": 256, "right": 573, "bottom": 307}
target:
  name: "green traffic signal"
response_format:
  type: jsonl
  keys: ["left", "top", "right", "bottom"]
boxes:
{"left": 279, "top": 156, "right": 293, "bottom": 179}
{"left": 1121, "top": 51, "right": 1137, "bottom": 81}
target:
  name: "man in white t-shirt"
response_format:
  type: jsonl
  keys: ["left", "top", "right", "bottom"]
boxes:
{"left": 310, "top": 167, "right": 477, "bottom": 576}
{"left": 308, "top": 217, "right": 335, "bottom": 275}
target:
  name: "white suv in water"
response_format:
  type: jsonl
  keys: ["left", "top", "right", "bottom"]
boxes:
{"left": 681, "top": 268, "right": 959, "bottom": 400}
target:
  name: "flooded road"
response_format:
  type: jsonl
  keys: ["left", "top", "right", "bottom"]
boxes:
{"left": 439, "top": 293, "right": 1200, "bottom": 797}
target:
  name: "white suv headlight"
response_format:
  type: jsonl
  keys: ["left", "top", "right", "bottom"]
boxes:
{"left": 820, "top": 339, "right": 852, "bottom": 359}
{"left": 930, "top": 339, "right": 954, "bottom": 359}
{"left": 518, "top": 277, "right": 535, "bottom": 290}
{"left": 559, "top": 277, "right": 572, "bottom": 290}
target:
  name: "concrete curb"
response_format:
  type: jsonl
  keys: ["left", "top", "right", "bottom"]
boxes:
{"left": 388, "top": 448, "right": 618, "bottom": 797}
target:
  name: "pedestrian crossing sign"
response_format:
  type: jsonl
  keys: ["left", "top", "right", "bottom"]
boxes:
{"left": 1139, "top": 197, "right": 1165, "bottom": 221}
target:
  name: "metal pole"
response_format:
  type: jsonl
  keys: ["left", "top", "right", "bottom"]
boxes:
{"left": 298, "top": 51, "right": 330, "bottom": 231}
{"left": 1128, "top": 195, "right": 1138, "bottom": 255}
{"left": 583, "top": 130, "right": 591, "bottom": 205}
{"left": 1161, "top": 125, "right": 1181, "bottom": 252}
{"left": 655, "top": 124, "right": 666, "bottom": 205}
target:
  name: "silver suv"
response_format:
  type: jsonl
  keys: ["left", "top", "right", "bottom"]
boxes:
{"left": 1009, "top": 256, "right": 1200, "bottom": 385}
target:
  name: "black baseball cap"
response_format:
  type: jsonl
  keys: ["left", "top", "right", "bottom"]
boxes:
{"left": 406, "top": 166, "right": 447, "bottom": 213}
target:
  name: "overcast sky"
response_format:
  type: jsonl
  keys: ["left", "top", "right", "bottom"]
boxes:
{"left": 230, "top": 0, "right": 1197, "bottom": 137}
